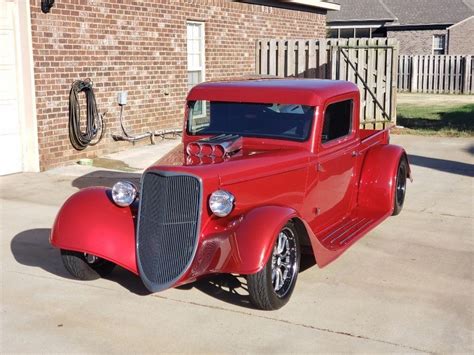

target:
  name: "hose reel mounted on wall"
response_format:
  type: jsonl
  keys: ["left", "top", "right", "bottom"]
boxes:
{"left": 68, "top": 79, "right": 105, "bottom": 151}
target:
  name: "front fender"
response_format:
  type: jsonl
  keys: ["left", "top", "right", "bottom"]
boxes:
{"left": 50, "top": 187, "right": 138, "bottom": 274}
{"left": 358, "top": 144, "right": 410, "bottom": 215}
{"left": 195, "top": 206, "right": 297, "bottom": 276}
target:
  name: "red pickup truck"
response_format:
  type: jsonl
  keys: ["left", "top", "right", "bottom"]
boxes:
{"left": 51, "top": 79, "right": 411, "bottom": 310}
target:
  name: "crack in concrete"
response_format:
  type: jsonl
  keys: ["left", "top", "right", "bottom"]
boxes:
{"left": 406, "top": 208, "right": 471, "bottom": 219}
{"left": 150, "top": 294, "right": 432, "bottom": 353}
{"left": 9, "top": 269, "right": 432, "bottom": 352}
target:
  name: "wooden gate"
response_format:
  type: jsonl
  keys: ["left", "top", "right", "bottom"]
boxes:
{"left": 256, "top": 38, "right": 399, "bottom": 128}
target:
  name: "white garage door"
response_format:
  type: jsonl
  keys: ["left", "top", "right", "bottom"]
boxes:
{"left": 0, "top": 1, "right": 22, "bottom": 175}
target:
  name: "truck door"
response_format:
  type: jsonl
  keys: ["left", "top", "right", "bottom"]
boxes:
{"left": 306, "top": 99, "right": 358, "bottom": 233}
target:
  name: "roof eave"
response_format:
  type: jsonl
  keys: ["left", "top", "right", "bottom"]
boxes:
{"left": 282, "top": 0, "right": 341, "bottom": 11}
{"left": 327, "top": 18, "right": 395, "bottom": 24}
{"left": 447, "top": 15, "right": 474, "bottom": 29}
{"left": 385, "top": 23, "right": 453, "bottom": 30}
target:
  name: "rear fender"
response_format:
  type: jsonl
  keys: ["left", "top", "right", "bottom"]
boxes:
{"left": 358, "top": 144, "right": 410, "bottom": 214}
{"left": 203, "top": 206, "right": 297, "bottom": 275}
{"left": 50, "top": 187, "right": 138, "bottom": 274}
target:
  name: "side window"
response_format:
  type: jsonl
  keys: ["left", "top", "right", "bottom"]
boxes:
{"left": 321, "top": 100, "right": 353, "bottom": 144}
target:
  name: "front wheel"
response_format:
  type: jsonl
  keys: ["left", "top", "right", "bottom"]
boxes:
{"left": 61, "top": 249, "right": 116, "bottom": 280}
{"left": 247, "top": 221, "right": 300, "bottom": 310}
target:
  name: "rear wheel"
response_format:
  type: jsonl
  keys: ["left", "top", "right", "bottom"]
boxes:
{"left": 61, "top": 249, "right": 115, "bottom": 280}
{"left": 392, "top": 157, "right": 408, "bottom": 216}
{"left": 247, "top": 221, "right": 300, "bottom": 310}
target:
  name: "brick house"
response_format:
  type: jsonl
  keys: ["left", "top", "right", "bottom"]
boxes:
{"left": 0, "top": 0, "right": 339, "bottom": 174}
{"left": 327, "top": 0, "right": 474, "bottom": 55}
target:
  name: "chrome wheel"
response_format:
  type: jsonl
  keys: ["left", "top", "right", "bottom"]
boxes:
{"left": 396, "top": 163, "right": 407, "bottom": 206}
{"left": 84, "top": 253, "right": 98, "bottom": 264}
{"left": 393, "top": 157, "right": 408, "bottom": 216}
{"left": 247, "top": 221, "right": 301, "bottom": 310}
{"left": 271, "top": 227, "right": 298, "bottom": 298}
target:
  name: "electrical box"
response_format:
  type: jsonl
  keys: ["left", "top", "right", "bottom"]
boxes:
{"left": 117, "top": 91, "right": 128, "bottom": 106}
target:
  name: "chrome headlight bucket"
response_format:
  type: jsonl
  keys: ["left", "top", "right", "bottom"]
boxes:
{"left": 209, "top": 190, "right": 235, "bottom": 217}
{"left": 111, "top": 181, "right": 138, "bottom": 207}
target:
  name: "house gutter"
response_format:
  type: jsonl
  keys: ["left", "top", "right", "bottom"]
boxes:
{"left": 281, "top": 0, "right": 341, "bottom": 11}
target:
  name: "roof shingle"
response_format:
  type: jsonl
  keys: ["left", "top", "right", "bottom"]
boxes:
{"left": 328, "top": 0, "right": 474, "bottom": 25}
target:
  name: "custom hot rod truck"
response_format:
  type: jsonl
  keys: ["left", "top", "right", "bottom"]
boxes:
{"left": 51, "top": 79, "right": 411, "bottom": 310}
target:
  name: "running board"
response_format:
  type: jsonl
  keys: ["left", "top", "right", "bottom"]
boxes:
{"left": 315, "top": 209, "right": 388, "bottom": 254}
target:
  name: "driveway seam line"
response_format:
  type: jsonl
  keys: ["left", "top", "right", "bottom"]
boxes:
{"left": 151, "top": 294, "right": 431, "bottom": 353}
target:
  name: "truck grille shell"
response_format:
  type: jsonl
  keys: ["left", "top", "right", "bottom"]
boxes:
{"left": 136, "top": 171, "right": 202, "bottom": 292}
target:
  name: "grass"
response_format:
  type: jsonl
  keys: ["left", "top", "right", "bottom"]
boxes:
{"left": 394, "top": 103, "right": 474, "bottom": 137}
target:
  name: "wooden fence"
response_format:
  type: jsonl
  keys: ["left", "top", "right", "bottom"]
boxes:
{"left": 256, "top": 38, "right": 399, "bottom": 128}
{"left": 398, "top": 55, "right": 473, "bottom": 94}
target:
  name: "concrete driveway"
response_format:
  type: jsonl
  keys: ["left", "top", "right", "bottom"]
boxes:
{"left": 1, "top": 135, "right": 472, "bottom": 353}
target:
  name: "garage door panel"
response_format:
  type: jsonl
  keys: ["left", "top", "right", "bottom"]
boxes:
{"left": 0, "top": 67, "right": 18, "bottom": 100}
{"left": 0, "top": 0, "right": 22, "bottom": 175}
{"left": 0, "top": 30, "right": 16, "bottom": 65}
{"left": 0, "top": 134, "right": 22, "bottom": 175}
{"left": 0, "top": 99, "right": 20, "bottom": 134}
{"left": 0, "top": 3, "right": 13, "bottom": 29}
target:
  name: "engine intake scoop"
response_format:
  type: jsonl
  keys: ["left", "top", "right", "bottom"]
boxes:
{"left": 186, "top": 134, "right": 243, "bottom": 158}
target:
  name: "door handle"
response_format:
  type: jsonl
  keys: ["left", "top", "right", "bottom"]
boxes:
{"left": 351, "top": 151, "right": 359, "bottom": 157}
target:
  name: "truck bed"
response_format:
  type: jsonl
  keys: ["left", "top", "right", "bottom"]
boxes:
{"left": 359, "top": 128, "right": 390, "bottom": 150}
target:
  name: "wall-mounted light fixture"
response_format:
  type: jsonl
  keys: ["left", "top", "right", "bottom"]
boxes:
{"left": 41, "top": 0, "right": 55, "bottom": 13}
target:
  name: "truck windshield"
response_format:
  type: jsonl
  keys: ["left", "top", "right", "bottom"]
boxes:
{"left": 187, "top": 101, "right": 314, "bottom": 142}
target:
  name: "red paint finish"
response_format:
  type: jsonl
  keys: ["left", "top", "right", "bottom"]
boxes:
{"left": 51, "top": 79, "right": 411, "bottom": 292}
{"left": 358, "top": 144, "right": 408, "bottom": 214}
{"left": 50, "top": 188, "right": 138, "bottom": 274}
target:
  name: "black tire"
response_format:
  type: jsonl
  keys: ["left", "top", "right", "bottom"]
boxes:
{"left": 247, "top": 221, "right": 301, "bottom": 310}
{"left": 392, "top": 157, "right": 408, "bottom": 216}
{"left": 60, "top": 249, "right": 116, "bottom": 280}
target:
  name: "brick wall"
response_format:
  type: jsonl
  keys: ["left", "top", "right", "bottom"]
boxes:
{"left": 387, "top": 29, "right": 447, "bottom": 55}
{"left": 30, "top": 0, "right": 326, "bottom": 170}
{"left": 448, "top": 17, "right": 474, "bottom": 54}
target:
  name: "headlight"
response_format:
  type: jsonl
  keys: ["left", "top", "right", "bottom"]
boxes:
{"left": 209, "top": 190, "right": 235, "bottom": 217}
{"left": 111, "top": 181, "right": 138, "bottom": 207}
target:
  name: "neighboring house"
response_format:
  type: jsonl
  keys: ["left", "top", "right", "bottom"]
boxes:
{"left": 0, "top": 0, "right": 339, "bottom": 174}
{"left": 327, "top": 0, "right": 474, "bottom": 55}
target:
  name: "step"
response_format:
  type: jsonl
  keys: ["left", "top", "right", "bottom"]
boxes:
{"left": 319, "top": 214, "right": 377, "bottom": 251}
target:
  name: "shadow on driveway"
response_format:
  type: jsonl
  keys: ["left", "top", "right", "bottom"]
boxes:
{"left": 10, "top": 228, "right": 150, "bottom": 295}
{"left": 71, "top": 171, "right": 141, "bottom": 190}
{"left": 11, "top": 228, "right": 316, "bottom": 309}
{"left": 408, "top": 154, "right": 474, "bottom": 177}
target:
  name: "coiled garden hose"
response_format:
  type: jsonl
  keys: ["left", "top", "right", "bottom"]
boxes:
{"left": 68, "top": 80, "right": 105, "bottom": 150}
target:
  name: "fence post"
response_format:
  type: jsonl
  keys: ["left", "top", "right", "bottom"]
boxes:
{"left": 391, "top": 39, "right": 399, "bottom": 125}
{"left": 463, "top": 55, "right": 471, "bottom": 94}
{"left": 318, "top": 40, "right": 327, "bottom": 78}
{"left": 278, "top": 40, "right": 286, "bottom": 77}
{"left": 255, "top": 40, "right": 261, "bottom": 74}
{"left": 411, "top": 55, "right": 418, "bottom": 92}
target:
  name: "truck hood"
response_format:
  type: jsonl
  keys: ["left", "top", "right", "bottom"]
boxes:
{"left": 148, "top": 143, "right": 310, "bottom": 186}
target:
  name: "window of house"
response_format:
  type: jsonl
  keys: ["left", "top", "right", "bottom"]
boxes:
{"left": 328, "top": 28, "right": 338, "bottom": 38}
{"left": 355, "top": 27, "right": 371, "bottom": 38}
{"left": 339, "top": 28, "right": 355, "bottom": 38}
{"left": 321, "top": 100, "right": 353, "bottom": 144}
{"left": 433, "top": 34, "right": 446, "bottom": 55}
{"left": 187, "top": 22, "right": 205, "bottom": 115}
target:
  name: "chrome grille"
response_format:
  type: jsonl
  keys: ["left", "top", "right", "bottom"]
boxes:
{"left": 136, "top": 171, "right": 201, "bottom": 292}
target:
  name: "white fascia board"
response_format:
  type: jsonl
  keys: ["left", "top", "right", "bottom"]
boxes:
{"left": 282, "top": 0, "right": 341, "bottom": 11}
